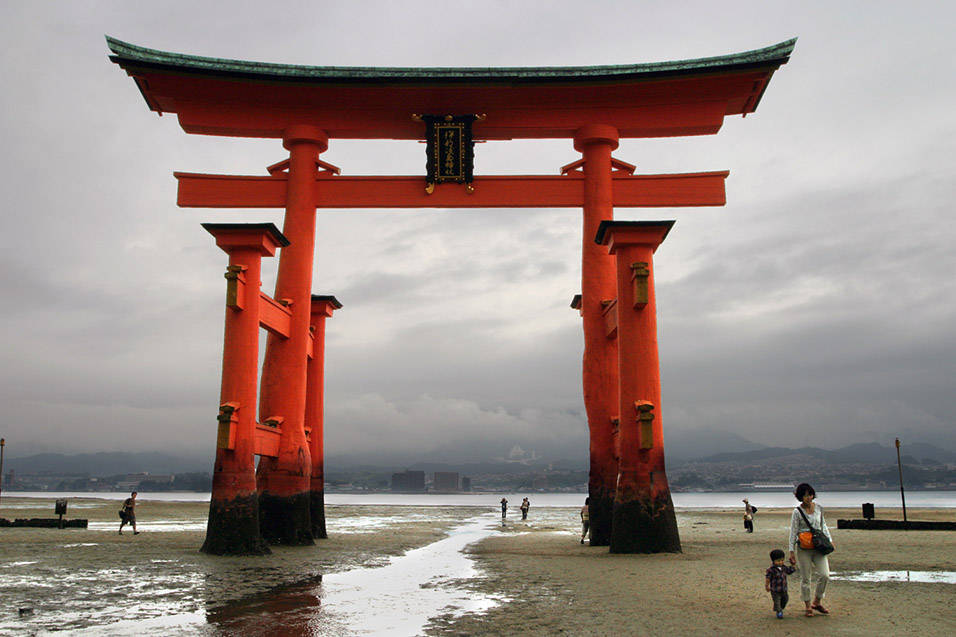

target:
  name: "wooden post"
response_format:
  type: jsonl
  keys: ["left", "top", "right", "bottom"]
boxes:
{"left": 896, "top": 438, "right": 908, "bottom": 524}
{"left": 201, "top": 223, "right": 286, "bottom": 555}
{"left": 574, "top": 125, "right": 621, "bottom": 547}
{"left": 598, "top": 220, "right": 681, "bottom": 553}
{"left": 307, "top": 295, "right": 341, "bottom": 539}
{"left": 55, "top": 499, "right": 67, "bottom": 529}
{"left": 256, "top": 126, "right": 328, "bottom": 546}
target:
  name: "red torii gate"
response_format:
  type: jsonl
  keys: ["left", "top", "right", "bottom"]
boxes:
{"left": 109, "top": 37, "right": 793, "bottom": 555}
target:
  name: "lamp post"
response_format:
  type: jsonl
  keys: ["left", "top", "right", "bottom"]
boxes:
{"left": 895, "top": 438, "right": 907, "bottom": 523}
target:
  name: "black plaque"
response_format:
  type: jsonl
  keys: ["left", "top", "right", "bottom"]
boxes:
{"left": 414, "top": 114, "right": 483, "bottom": 193}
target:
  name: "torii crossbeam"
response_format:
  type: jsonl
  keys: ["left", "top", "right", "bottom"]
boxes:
{"left": 175, "top": 171, "right": 729, "bottom": 209}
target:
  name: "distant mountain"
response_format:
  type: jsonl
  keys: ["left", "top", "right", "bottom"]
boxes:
{"left": 327, "top": 439, "right": 590, "bottom": 472}
{"left": 693, "top": 446, "right": 825, "bottom": 465}
{"left": 8, "top": 438, "right": 950, "bottom": 479}
{"left": 692, "top": 441, "right": 956, "bottom": 466}
{"left": 326, "top": 455, "right": 587, "bottom": 476}
{"left": 4, "top": 452, "right": 209, "bottom": 477}
{"left": 664, "top": 428, "right": 767, "bottom": 464}
{"left": 895, "top": 442, "right": 956, "bottom": 464}
{"left": 325, "top": 428, "right": 770, "bottom": 472}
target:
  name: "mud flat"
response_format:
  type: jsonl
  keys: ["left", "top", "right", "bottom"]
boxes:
{"left": 1, "top": 498, "right": 954, "bottom": 635}
{"left": 430, "top": 507, "right": 956, "bottom": 636}
{"left": 0, "top": 497, "right": 485, "bottom": 635}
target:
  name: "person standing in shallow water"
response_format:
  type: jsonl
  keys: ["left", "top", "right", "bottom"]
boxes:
{"left": 119, "top": 491, "right": 139, "bottom": 535}
{"left": 520, "top": 497, "right": 530, "bottom": 520}
{"left": 500, "top": 498, "right": 508, "bottom": 525}
{"left": 789, "top": 483, "right": 832, "bottom": 617}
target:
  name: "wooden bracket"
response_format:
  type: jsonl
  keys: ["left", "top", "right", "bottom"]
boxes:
{"left": 224, "top": 265, "right": 247, "bottom": 310}
{"left": 560, "top": 158, "right": 585, "bottom": 175}
{"left": 630, "top": 262, "right": 650, "bottom": 308}
{"left": 267, "top": 158, "right": 340, "bottom": 176}
{"left": 216, "top": 403, "right": 239, "bottom": 450}
{"left": 559, "top": 155, "right": 635, "bottom": 175}
{"left": 602, "top": 298, "right": 618, "bottom": 339}
{"left": 634, "top": 401, "right": 655, "bottom": 449}
{"left": 254, "top": 416, "right": 283, "bottom": 458}
{"left": 610, "top": 157, "right": 637, "bottom": 174}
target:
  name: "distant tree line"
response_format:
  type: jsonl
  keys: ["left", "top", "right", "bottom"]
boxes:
{"left": 49, "top": 472, "right": 213, "bottom": 492}
{"left": 668, "top": 461, "right": 956, "bottom": 490}
{"left": 139, "top": 472, "right": 212, "bottom": 492}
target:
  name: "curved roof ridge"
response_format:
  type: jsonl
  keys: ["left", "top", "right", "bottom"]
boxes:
{"left": 106, "top": 36, "right": 796, "bottom": 81}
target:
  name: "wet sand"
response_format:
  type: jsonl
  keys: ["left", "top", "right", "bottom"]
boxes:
{"left": 1, "top": 498, "right": 955, "bottom": 635}
{"left": 0, "top": 497, "right": 478, "bottom": 635}
{"left": 431, "top": 507, "right": 956, "bottom": 636}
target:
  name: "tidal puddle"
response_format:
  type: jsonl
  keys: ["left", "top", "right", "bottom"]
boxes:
{"left": 88, "top": 520, "right": 206, "bottom": 532}
{"left": 201, "top": 514, "right": 504, "bottom": 635}
{"left": 832, "top": 570, "right": 956, "bottom": 584}
{"left": 329, "top": 511, "right": 442, "bottom": 533}
{"left": 314, "top": 513, "right": 504, "bottom": 635}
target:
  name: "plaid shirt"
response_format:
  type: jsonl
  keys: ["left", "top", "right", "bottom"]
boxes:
{"left": 766, "top": 564, "right": 795, "bottom": 593}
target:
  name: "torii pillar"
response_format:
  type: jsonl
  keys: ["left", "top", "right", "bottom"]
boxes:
{"left": 201, "top": 223, "right": 287, "bottom": 556}
{"left": 574, "top": 125, "right": 621, "bottom": 546}
{"left": 256, "top": 125, "right": 328, "bottom": 546}
{"left": 307, "top": 294, "right": 341, "bottom": 539}
{"left": 598, "top": 220, "right": 681, "bottom": 554}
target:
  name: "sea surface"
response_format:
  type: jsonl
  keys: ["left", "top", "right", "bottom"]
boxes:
{"left": 9, "top": 489, "right": 956, "bottom": 509}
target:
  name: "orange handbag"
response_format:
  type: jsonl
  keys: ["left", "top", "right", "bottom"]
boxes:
{"left": 798, "top": 531, "right": 815, "bottom": 550}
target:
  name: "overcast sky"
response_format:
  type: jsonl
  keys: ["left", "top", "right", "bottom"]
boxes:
{"left": 1, "top": 1, "right": 954, "bottom": 464}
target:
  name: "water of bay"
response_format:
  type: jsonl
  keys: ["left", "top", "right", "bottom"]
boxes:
{"left": 11, "top": 489, "right": 956, "bottom": 509}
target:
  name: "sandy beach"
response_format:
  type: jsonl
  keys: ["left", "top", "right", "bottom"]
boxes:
{"left": 438, "top": 507, "right": 956, "bottom": 636}
{"left": 1, "top": 497, "right": 954, "bottom": 635}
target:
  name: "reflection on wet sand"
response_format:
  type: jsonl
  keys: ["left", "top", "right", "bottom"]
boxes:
{"left": 316, "top": 514, "right": 503, "bottom": 635}
{"left": 203, "top": 515, "right": 503, "bottom": 636}
{"left": 205, "top": 575, "right": 331, "bottom": 635}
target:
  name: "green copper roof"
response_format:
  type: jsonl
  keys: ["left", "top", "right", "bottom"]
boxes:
{"left": 106, "top": 36, "right": 795, "bottom": 84}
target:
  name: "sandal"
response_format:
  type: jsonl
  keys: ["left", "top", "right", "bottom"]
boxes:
{"left": 804, "top": 609, "right": 815, "bottom": 617}
{"left": 811, "top": 604, "right": 829, "bottom": 614}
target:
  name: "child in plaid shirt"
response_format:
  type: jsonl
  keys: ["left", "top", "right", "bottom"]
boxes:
{"left": 766, "top": 549, "right": 796, "bottom": 619}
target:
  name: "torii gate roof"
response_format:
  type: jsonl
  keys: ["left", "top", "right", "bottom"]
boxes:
{"left": 107, "top": 37, "right": 795, "bottom": 141}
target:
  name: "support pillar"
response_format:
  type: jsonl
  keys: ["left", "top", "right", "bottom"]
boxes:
{"left": 598, "top": 220, "right": 681, "bottom": 553}
{"left": 201, "top": 223, "right": 288, "bottom": 556}
{"left": 256, "top": 125, "right": 328, "bottom": 545}
{"left": 307, "top": 295, "right": 341, "bottom": 539}
{"left": 574, "top": 125, "right": 621, "bottom": 546}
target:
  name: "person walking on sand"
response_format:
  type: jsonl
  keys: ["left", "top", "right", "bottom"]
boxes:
{"left": 743, "top": 498, "right": 756, "bottom": 532}
{"left": 500, "top": 498, "right": 508, "bottom": 525}
{"left": 766, "top": 549, "right": 796, "bottom": 619}
{"left": 789, "top": 483, "right": 833, "bottom": 617}
{"left": 520, "top": 497, "right": 530, "bottom": 520}
{"left": 580, "top": 497, "right": 590, "bottom": 544}
{"left": 119, "top": 491, "right": 139, "bottom": 535}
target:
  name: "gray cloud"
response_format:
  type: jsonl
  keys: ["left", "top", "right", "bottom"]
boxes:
{"left": 1, "top": 2, "right": 954, "bottom": 464}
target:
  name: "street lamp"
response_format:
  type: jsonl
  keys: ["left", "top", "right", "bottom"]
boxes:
{"left": 895, "top": 437, "right": 907, "bottom": 523}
